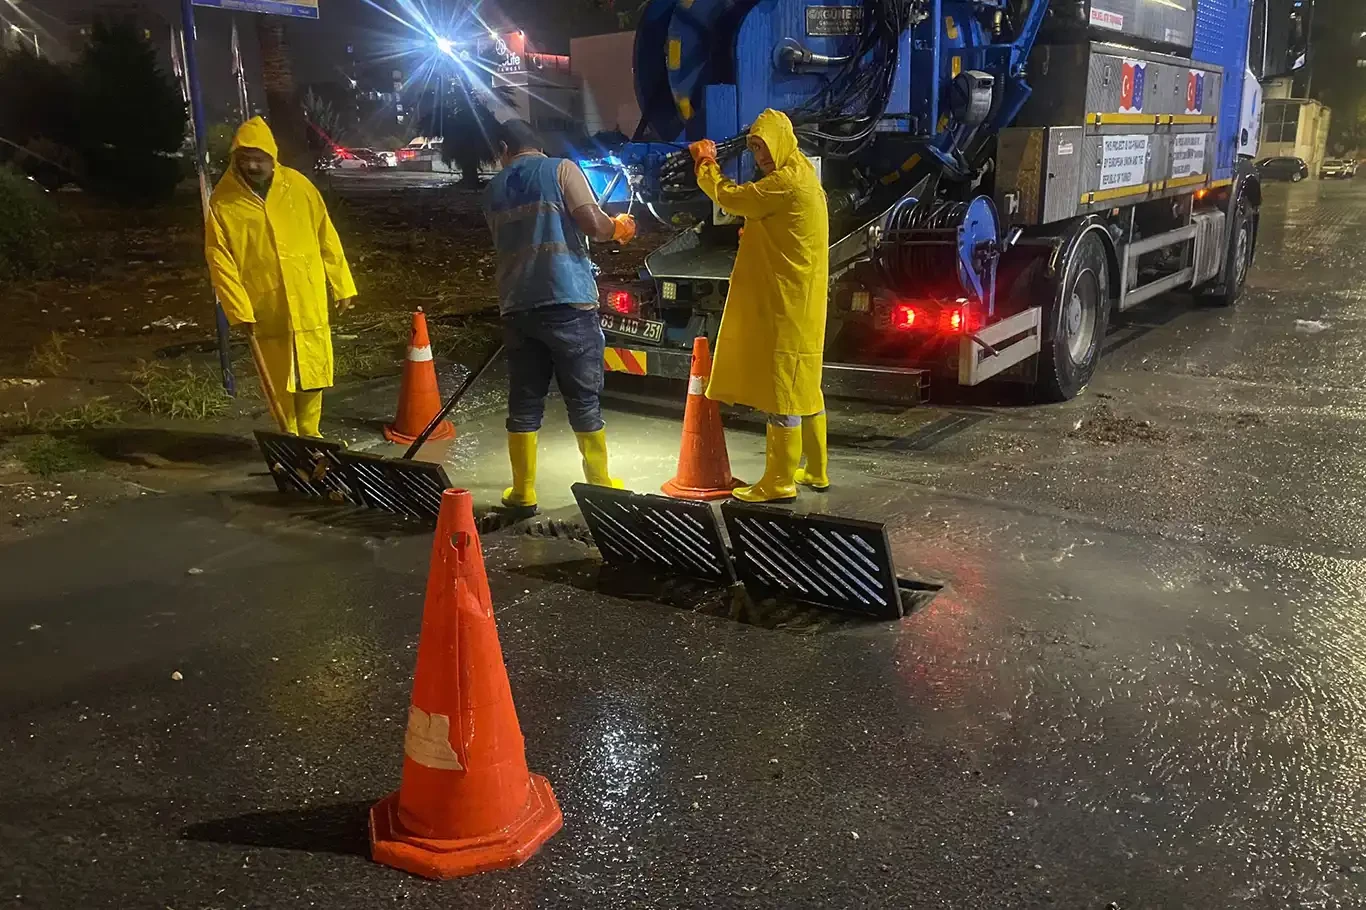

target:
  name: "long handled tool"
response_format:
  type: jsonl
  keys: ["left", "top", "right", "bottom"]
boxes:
{"left": 246, "top": 326, "right": 290, "bottom": 433}
{"left": 402, "top": 342, "right": 506, "bottom": 459}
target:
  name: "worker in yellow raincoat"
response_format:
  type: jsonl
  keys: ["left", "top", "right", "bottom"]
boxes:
{"left": 204, "top": 117, "right": 357, "bottom": 437}
{"left": 690, "top": 109, "right": 829, "bottom": 503}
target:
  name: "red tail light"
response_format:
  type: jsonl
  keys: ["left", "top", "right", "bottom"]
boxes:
{"left": 606, "top": 289, "right": 638, "bottom": 315}
{"left": 891, "top": 303, "right": 918, "bottom": 330}
{"left": 940, "top": 304, "right": 981, "bottom": 334}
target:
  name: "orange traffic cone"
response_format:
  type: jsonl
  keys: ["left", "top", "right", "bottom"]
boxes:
{"left": 662, "top": 336, "right": 743, "bottom": 500}
{"left": 369, "top": 488, "right": 562, "bottom": 879}
{"left": 384, "top": 308, "right": 455, "bottom": 445}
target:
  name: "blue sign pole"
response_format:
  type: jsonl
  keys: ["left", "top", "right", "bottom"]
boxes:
{"left": 179, "top": 0, "right": 236, "bottom": 396}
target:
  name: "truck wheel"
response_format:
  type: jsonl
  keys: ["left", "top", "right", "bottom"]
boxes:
{"left": 1203, "top": 193, "right": 1255, "bottom": 308}
{"left": 1036, "top": 231, "right": 1111, "bottom": 402}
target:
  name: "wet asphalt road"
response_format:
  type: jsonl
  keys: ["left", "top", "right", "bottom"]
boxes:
{"left": 6, "top": 180, "right": 1366, "bottom": 908}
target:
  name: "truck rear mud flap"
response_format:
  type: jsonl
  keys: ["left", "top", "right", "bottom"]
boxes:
{"left": 958, "top": 307, "right": 1042, "bottom": 386}
{"left": 604, "top": 340, "right": 929, "bottom": 405}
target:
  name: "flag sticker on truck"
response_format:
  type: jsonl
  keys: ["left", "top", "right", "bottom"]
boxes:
{"left": 1100, "top": 135, "right": 1150, "bottom": 190}
{"left": 1185, "top": 70, "right": 1206, "bottom": 115}
{"left": 1120, "top": 60, "right": 1147, "bottom": 114}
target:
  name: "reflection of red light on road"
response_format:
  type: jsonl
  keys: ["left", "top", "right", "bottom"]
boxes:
{"left": 890, "top": 527, "right": 989, "bottom": 708}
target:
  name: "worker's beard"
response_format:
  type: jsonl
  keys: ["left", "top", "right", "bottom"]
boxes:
{"left": 238, "top": 165, "right": 274, "bottom": 197}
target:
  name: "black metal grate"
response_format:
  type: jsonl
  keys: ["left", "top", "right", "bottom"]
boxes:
{"left": 572, "top": 484, "right": 734, "bottom": 583}
{"left": 333, "top": 451, "right": 451, "bottom": 521}
{"left": 254, "top": 431, "right": 360, "bottom": 505}
{"left": 721, "top": 503, "right": 904, "bottom": 620}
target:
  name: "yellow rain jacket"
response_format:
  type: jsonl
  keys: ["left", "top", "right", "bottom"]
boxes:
{"left": 697, "top": 109, "right": 829, "bottom": 416}
{"left": 205, "top": 117, "right": 356, "bottom": 393}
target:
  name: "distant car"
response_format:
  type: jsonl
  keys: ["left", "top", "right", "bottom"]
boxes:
{"left": 373, "top": 149, "right": 398, "bottom": 168}
{"left": 1256, "top": 156, "right": 1310, "bottom": 182}
{"left": 396, "top": 137, "right": 454, "bottom": 172}
{"left": 1321, "top": 158, "right": 1357, "bottom": 179}
{"left": 320, "top": 149, "right": 371, "bottom": 170}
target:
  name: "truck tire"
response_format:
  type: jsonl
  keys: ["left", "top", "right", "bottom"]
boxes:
{"left": 1036, "top": 231, "right": 1111, "bottom": 402}
{"left": 1202, "top": 192, "right": 1255, "bottom": 308}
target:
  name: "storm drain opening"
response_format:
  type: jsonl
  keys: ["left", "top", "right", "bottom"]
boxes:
{"left": 254, "top": 431, "right": 455, "bottom": 524}
{"left": 571, "top": 484, "right": 735, "bottom": 585}
{"left": 255, "top": 431, "right": 360, "bottom": 505}
{"left": 720, "top": 502, "right": 925, "bottom": 621}
{"left": 567, "top": 486, "right": 937, "bottom": 626}
{"left": 332, "top": 451, "right": 451, "bottom": 521}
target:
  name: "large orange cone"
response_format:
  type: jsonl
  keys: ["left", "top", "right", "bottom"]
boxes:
{"left": 662, "top": 336, "right": 743, "bottom": 500}
{"left": 369, "top": 488, "right": 562, "bottom": 879}
{"left": 384, "top": 308, "right": 455, "bottom": 444}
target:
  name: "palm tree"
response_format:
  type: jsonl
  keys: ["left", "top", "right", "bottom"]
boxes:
{"left": 421, "top": 82, "right": 513, "bottom": 187}
{"left": 255, "top": 16, "right": 309, "bottom": 170}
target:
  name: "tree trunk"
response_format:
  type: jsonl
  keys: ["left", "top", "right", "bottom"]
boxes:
{"left": 255, "top": 16, "right": 310, "bottom": 170}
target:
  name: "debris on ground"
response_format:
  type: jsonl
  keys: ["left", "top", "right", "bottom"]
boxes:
{"left": 149, "top": 317, "right": 197, "bottom": 331}
{"left": 1068, "top": 403, "right": 1171, "bottom": 446}
{"left": 1294, "top": 319, "right": 1330, "bottom": 333}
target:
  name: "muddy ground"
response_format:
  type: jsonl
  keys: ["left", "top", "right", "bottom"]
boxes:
{"left": 0, "top": 174, "right": 655, "bottom": 536}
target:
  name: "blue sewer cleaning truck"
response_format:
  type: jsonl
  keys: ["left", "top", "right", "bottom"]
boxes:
{"left": 582, "top": 0, "right": 1264, "bottom": 403}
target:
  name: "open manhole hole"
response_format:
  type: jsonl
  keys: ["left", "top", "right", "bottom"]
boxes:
{"left": 475, "top": 509, "right": 593, "bottom": 545}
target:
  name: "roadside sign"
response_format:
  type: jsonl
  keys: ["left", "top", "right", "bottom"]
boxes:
{"left": 192, "top": 0, "right": 318, "bottom": 20}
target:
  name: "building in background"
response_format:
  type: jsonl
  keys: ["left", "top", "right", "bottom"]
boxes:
{"left": 570, "top": 31, "right": 640, "bottom": 139}
{"left": 473, "top": 30, "right": 577, "bottom": 134}
{"left": 1260, "top": 77, "right": 1331, "bottom": 171}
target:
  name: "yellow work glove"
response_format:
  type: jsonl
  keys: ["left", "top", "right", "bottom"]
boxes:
{"left": 689, "top": 139, "right": 718, "bottom": 171}
{"left": 611, "top": 213, "right": 637, "bottom": 245}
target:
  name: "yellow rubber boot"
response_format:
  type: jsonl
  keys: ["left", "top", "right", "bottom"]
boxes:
{"left": 576, "top": 429, "right": 624, "bottom": 489}
{"left": 794, "top": 412, "right": 830, "bottom": 492}
{"left": 294, "top": 390, "right": 324, "bottom": 438}
{"left": 733, "top": 425, "right": 801, "bottom": 504}
{"left": 501, "top": 431, "right": 539, "bottom": 510}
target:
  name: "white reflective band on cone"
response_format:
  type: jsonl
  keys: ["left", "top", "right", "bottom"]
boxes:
{"left": 688, "top": 375, "right": 705, "bottom": 396}
{"left": 408, "top": 345, "right": 434, "bottom": 362}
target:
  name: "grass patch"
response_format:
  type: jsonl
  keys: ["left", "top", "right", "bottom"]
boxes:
{"left": 333, "top": 343, "right": 398, "bottom": 380}
{"left": 17, "top": 434, "right": 100, "bottom": 479}
{"left": 426, "top": 316, "right": 500, "bottom": 361}
{"left": 27, "top": 332, "right": 73, "bottom": 377}
{"left": 130, "top": 360, "right": 232, "bottom": 420}
{"left": 4, "top": 397, "right": 125, "bottom": 433}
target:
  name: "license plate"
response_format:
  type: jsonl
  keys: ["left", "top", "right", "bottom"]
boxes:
{"left": 600, "top": 311, "right": 664, "bottom": 343}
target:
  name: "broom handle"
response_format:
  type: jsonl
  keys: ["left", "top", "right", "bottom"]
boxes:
{"left": 403, "top": 342, "right": 505, "bottom": 460}
{"left": 246, "top": 326, "right": 291, "bottom": 434}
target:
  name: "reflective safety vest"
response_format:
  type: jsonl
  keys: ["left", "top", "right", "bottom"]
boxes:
{"left": 485, "top": 155, "right": 599, "bottom": 314}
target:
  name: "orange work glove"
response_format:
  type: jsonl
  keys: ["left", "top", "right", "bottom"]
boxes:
{"left": 611, "top": 213, "right": 637, "bottom": 245}
{"left": 689, "top": 139, "right": 718, "bottom": 169}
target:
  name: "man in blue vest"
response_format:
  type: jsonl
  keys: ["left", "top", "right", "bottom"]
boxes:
{"left": 484, "top": 119, "right": 637, "bottom": 513}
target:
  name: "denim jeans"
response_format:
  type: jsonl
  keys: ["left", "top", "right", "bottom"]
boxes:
{"left": 503, "top": 305, "right": 606, "bottom": 434}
